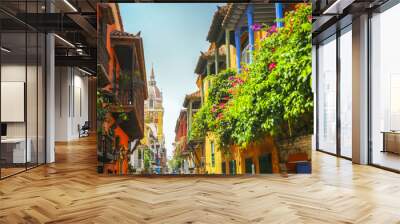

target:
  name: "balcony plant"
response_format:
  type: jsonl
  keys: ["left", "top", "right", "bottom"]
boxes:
{"left": 189, "top": 69, "right": 239, "bottom": 151}
{"left": 226, "top": 3, "right": 313, "bottom": 164}
{"left": 190, "top": 4, "right": 313, "bottom": 166}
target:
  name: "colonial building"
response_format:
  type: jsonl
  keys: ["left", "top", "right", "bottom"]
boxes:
{"left": 192, "top": 3, "right": 289, "bottom": 175}
{"left": 173, "top": 109, "right": 188, "bottom": 174}
{"left": 173, "top": 90, "right": 202, "bottom": 174}
{"left": 135, "top": 66, "right": 167, "bottom": 174}
{"left": 97, "top": 3, "right": 148, "bottom": 175}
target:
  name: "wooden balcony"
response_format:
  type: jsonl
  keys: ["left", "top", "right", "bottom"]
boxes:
{"left": 109, "top": 76, "right": 146, "bottom": 140}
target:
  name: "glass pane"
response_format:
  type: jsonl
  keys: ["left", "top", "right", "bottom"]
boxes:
{"left": 1, "top": 31, "right": 27, "bottom": 177}
{"left": 317, "top": 36, "right": 337, "bottom": 154}
{"left": 340, "top": 29, "right": 352, "bottom": 158}
{"left": 38, "top": 32, "right": 45, "bottom": 165}
{"left": 27, "top": 31, "right": 38, "bottom": 169}
{"left": 371, "top": 4, "right": 400, "bottom": 171}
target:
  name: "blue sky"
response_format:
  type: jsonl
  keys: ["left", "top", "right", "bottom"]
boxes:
{"left": 120, "top": 3, "right": 222, "bottom": 159}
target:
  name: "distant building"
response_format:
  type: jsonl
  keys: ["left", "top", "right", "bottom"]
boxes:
{"left": 97, "top": 3, "right": 148, "bottom": 175}
{"left": 173, "top": 91, "right": 202, "bottom": 174}
{"left": 133, "top": 66, "right": 167, "bottom": 174}
{"left": 173, "top": 109, "right": 188, "bottom": 174}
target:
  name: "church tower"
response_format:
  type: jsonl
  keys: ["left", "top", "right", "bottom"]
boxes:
{"left": 134, "top": 64, "right": 167, "bottom": 174}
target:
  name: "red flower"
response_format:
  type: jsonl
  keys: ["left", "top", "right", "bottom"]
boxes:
{"left": 308, "top": 15, "right": 312, "bottom": 23}
{"left": 268, "top": 62, "right": 277, "bottom": 71}
{"left": 217, "top": 113, "right": 224, "bottom": 120}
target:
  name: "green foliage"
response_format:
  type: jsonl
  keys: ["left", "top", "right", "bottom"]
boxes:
{"left": 97, "top": 90, "right": 128, "bottom": 135}
{"left": 189, "top": 4, "right": 313, "bottom": 150}
{"left": 143, "top": 147, "right": 151, "bottom": 169}
{"left": 97, "top": 91, "right": 112, "bottom": 136}
{"left": 189, "top": 69, "right": 240, "bottom": 146}
{"left": 168, "top": 155, "right": 182, "bottom": 172}
{"left": 228, "top": 3, "right": 313, "bottom": 146}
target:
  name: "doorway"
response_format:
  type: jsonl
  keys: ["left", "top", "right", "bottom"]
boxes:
{"left": 259, "top": 154, "right": 272, "bottom": 174}
{"left": 245, "top": 158, "right": 253, "bottom": 174}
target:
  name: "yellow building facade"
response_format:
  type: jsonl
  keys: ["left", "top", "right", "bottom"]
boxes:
{"left": 140, "top": 66, "right": 167, "bottom": 173}
{"left": 199, "top": 4, "right": 280, "bottom": 174}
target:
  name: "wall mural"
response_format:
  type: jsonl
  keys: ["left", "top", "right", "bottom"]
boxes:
{"left": 97, "top": 3, "right": 313, "bottom": 175}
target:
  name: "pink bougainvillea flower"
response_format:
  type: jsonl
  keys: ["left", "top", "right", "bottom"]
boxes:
{"left": 228, "top": 76, "right": 235, "bottom": 81}
{"left": 235, "top": 77, "right": 244, "bottom": 85}
{"left": 268, "top": 24, "right": 277, "bottom": 34}
{"left": 219, "top": 103, "right": 225, "bottom": 109}
{"left": 268, "top": 62, "right": 277, "bottom": 71}
{"left": 252, "top": 23, "right": 262, "bottom": 31}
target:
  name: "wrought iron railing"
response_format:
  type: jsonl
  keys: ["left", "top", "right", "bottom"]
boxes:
{"left": 116, "top": 74, "right": 146, "bottom": 133}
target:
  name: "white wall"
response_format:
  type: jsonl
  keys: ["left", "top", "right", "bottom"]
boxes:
{"left": 1, "top": 64, "right": 46, "bottom": 163}
{"left": 1, "top": 65, "right": 42, "bottom": 137}
{"left": 1, "top": 65, "right": 26, "bottom": 139}
{"left": 55, "top": 67, "right": 89, "bottom": 141}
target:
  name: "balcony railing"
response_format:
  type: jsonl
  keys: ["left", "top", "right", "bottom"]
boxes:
{"left": 108, "top": 74, "right": 146, "bottom": 139}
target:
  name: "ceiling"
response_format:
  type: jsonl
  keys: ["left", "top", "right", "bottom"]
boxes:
{"left": 0, "top": 0, "right": 97, "bottom": 74}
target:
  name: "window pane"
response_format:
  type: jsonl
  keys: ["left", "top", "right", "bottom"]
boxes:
{"left": 340, "top": 29, "right": 352, "bottom": 158}
{"left": 1, "top": 32, "right": 27, "bottom": 177}
{"left": 371, "top": 4, "right": 400, "bottom": 171}
{"left": 38, "top": 32, "right": 45, "bottom": 165}
{"left": 27, "top": 31, "right": 38, "bottom": 169}
{"left": 317, "top": 36, "right": 337, "bottom": 154}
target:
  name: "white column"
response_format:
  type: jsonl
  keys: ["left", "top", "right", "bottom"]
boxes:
{"left": 46, "top": 32, "right": 55, "bottom": 163}
{"left": 352, "top": 14, "right": 369, "bottom": 164}
{"left": 45, "top": 0, "right": 56, "bottom": 163}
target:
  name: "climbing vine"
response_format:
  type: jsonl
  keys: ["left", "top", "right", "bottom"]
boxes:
{"left": 189, "top": 4, "right": 313, "bottom": 151}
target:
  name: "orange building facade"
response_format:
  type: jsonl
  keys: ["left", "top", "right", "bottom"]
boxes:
{"left": 97, "top": 3, "right": 148, "bottom": 175}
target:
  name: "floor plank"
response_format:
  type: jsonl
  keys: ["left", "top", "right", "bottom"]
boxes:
{"left": 0, "top": 136, "right": 399, "bottom": 223}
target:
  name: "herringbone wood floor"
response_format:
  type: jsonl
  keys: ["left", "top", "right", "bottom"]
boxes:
{"left": 0, "top": 136, "right": 400, "bottom": 224}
